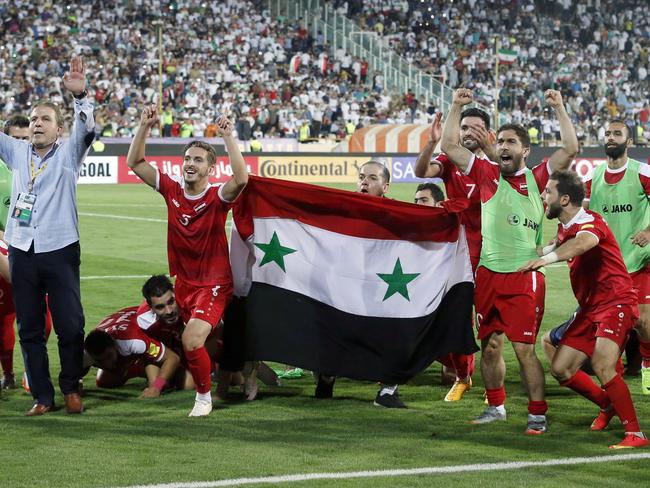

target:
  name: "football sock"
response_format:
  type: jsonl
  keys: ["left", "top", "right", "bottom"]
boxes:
{"left": 603, "top": 374, "right": 641, "bottom": 433}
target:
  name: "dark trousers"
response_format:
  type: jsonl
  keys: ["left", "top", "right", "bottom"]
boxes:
{"left": 9, "top": 242, "right": 85, "bottom": 406}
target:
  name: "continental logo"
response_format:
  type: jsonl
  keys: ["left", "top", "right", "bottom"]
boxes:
{"left": 601, "top": 204, "right": 633, "bottom": 214}
{"left": 258, "top": 157, "right": 377, "bottom": 183}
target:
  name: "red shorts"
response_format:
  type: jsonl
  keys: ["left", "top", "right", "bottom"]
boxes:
{"left": 560, "top": 304, "right": 638, "bottom": 357}
{"left": 474, "top": 267, "right": 545, "bottom": 344}
{"left": 174, "top": 279, "right": 232, "bottom": 329}
{"left": 630, "top": 265, "right": 650, "bottom": 305}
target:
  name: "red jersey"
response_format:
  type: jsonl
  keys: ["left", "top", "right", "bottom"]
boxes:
{"left": 157, "top": 172, "right": 233, "bottom": 286}
{"left": 0, "top": 242, "right": 14, "bottom": 316}
{"left": 432, "top": 153, "right": 482, "bottom": 260}
{"left": 584, "top": 161, "right": 650, "bottom": 199}
{"left": 95, "top": 307, "right": 166, "bottom": 364}
{"left": 465, "top": 155, "right": 551, "bottom": 202}
{"left": 556, "top": 209, "right": 637, "bottom": 315}
{"left": 136, "top": 300, "right": 184, "bottom": 354}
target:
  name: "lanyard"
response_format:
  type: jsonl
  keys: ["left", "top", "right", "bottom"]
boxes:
{"left": 29, "top": 157, "right": 49, "bottom": 192}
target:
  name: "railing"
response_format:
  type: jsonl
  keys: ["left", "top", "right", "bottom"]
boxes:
{"left": 266, "top": 0, "right": 455, "bottom": 113}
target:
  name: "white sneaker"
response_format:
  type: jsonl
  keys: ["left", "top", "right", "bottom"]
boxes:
{"left": 188, "top": 399, "right": 213, "bottom": 417}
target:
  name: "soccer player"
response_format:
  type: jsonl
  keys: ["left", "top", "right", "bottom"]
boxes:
{"left": 126, "top": 104, "right": 248, "bottom": 416}
{"left": 414, "top": 111, "right": 492, "bottom": 401}
{"left": 441, "top": 88, "right": 578, "bottom": 434}
{"left": 137, "top": 274, "right": 184, "bottom": 355}
{"left": 84, "top": 307, "right": 183, "bottom": 398}
{"left": 315, "top": 160, "right": 406, "bottom": 408}
{"left": 0, "top": 116, "right": 29, "bottom": 389}
{"left": 413, "top": 182, "right": 475, "bottom": 395}
{"left": 584, "top": 120, "right": 650, "bottom": 394}
{"left": 519, "top": 170, "right": 648, "bottom": 449}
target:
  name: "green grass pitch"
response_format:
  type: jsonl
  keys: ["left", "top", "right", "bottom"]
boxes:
{"left": 0, "top": 182, "right": 647, "bottom": 488}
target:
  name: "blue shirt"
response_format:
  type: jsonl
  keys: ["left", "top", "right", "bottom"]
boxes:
{"left": 0, "top": 98, "right": 95, "bottom": 253}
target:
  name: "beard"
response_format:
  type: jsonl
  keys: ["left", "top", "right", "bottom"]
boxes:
{"left": 604, "top": 142, "right": 627, "bottom": 159}
{"left": 499, "top": 153, "right": 522, "bottom": 176}
{"left": 546, "top": 201, "right": 562, "bottom": 220}
{"left": 462, "top": 138, "right": 479, "bottom": 151}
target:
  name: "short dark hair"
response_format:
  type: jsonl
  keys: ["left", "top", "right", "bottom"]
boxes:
{"left": 460, "top": 107, "right": 490, "bottom": 130}
{"left": 183, "top": 140, "right": 217, "bottom": 166}
{"left": 497, "top": 123, "right": 530, "bottom": 147}
{"left": 549, "top": 170, "right": 585, "bottom": 205}
{"left": 415, "top": 182, "right": 445, "bottom": 203}
{"left": 31, "top": 101, "right": 65, "bottom": 128}
{"left": 607, "top": 119, "right": 633, "bottom": 140}
{"left": 84, "top": 329, "right": 115, "bottom": 356}
{"left": 142, "top": 275, "right": 174, "bottom": 305}
{"left": 361, "top": 161, "right": 390, "bottom": 183}
{"left": 3, "top": 115, "right": 29, "bottom": 135}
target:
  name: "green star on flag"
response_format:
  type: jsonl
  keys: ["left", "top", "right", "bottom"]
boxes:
{"left": 254, "top": 231, "right": 297, "bottom": 272}
{"left": 377, "top": 258, "right": 420, "bottom": 301}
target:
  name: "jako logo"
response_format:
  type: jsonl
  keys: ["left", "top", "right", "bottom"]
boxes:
{"left": 507, "top": 214, "right": 520, "bottom": 225}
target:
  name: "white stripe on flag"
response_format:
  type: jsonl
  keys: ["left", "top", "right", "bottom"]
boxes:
{"left": 242, "top": 217, "right": 473, "bottom": 319}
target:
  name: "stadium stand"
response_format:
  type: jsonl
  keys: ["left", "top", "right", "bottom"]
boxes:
{"left": 1, "top": 0, "right": 648, "bottom": 146}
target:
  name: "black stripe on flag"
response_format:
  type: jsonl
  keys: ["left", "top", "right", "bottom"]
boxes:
{"left": 235, "top": 281, "right": 477, "bottom": 384}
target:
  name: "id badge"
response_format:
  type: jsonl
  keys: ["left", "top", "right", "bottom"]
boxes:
{"left": 12, "top": 192, "right": 37, "bottom": 224}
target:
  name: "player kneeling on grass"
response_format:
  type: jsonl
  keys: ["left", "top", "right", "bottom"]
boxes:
{"left": 519, "top": 170, "right": 648, "bottom": 449}
{"left": 84, "top": 307, "right": 186, "bottom": 398}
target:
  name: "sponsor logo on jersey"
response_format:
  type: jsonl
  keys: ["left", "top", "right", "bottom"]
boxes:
{"left": 196, "top": 309, "right": 205, "bottom": 314}
{"left": 602, "top": 203, "right": 633, "bottom": 214}
{"left": 194, "top": 202, "right": 206, "bottom": 212}
{"left": 172, "top": 198, "right": 180, "bottom": 208}
{"left": 523, "top": 218, "right": 539, "bottom": 231}
{"left": 507, "top": 214, "right": 520, "bottom": 226}
{"left": 147, "top": 343, "right": 161, "bottom": 357}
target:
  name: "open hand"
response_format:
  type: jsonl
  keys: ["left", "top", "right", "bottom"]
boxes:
{"left": 63, "top": 56, "right": 87, "bottom": 95}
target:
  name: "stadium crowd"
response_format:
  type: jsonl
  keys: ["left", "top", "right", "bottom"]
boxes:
{"left": 334, "top": 0, "right": 650, "bottom": 145}
{"left": 0, "top": 0, "right": 425, "bottom": 142}
{"left": 1, "top": 0, "right": 648, "bottom": 145}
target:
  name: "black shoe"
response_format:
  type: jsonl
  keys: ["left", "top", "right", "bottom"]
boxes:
{"left": 1, "top": 373, "right": 16, "bottom": 389}
{"left": 373, "top": 389, "right": 406, "bottom": 408}
{"left": 314, "top": 375, "right": 335, "bottom": 399}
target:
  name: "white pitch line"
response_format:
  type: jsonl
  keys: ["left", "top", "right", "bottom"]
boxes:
{"left": 81, "top": 275, "right": 152, "bottom": 281}
{"left": 79, "top": 212, "right": 166, "bottom": 223}
{"left": 79, "top": 212, "right": 233, "bottom": 227}
{"left": 117, "top": 453, "right": 650, "bottom": 488}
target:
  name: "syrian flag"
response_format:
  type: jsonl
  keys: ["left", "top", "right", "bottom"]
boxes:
{"left": 289, "top": 54, "right": 301, "bottom": 74}
{"left": 230, "top": 177, "right": 477, "bottom": 384}
{"left": 498, "top": 48, "right": 517, "bottom": 64}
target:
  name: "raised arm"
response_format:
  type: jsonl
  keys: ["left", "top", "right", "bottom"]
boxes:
{"left": 126, "top": 104, "right": 159, "bottom": 188}
{"left": 440, "top": 89, "right": 475, "bottom": 173}
{"left": 518, "top": 232, "right": 598, "bottom": 272}
{"left": 414, "top": 112, "right": 443, "bottom": 178}
{"left": 64, "top": 56, "right": 96, "bottom": 166}
{"left": 545, "top": 90, "right": 579, "bottom": 172}
{"left": 219, "top": 116, "right": 249, "bottom": 202}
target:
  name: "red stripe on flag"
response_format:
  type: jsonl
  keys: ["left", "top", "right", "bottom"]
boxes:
{"left": 234, "top": 176, "right": 466, "bottom": 242}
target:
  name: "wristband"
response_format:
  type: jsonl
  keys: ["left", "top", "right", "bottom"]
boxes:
{"left": 152, "top": 376, "right": 167, "bottom": 391}
{"left": 540, "top": 251, "right": 558, "bottom": 265}
{"left": 541, "top": 244, "right": 556, "bottom": 256}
